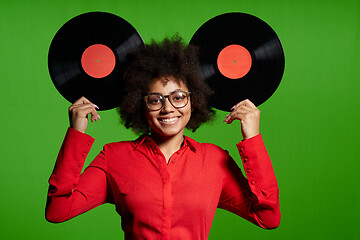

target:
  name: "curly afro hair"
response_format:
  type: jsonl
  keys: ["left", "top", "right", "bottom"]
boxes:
{"left": 117, "top": 34, "right": 215, "bottom": 135}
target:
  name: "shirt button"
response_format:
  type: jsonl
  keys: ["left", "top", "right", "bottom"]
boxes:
{"left": 172, "top": 160, "right": 175, "bottom": 163}
{"left": 74, "top": 173, "right": 79, "bottom": 177}
{"left": 88, "top": 142, "right": 91, "bottom": 146}
{"left": 243, "top": 157, "right": 248, "bottom": 163}
{"left": 247, "top": 169, "right": 252, "bottom": 174}
{"left": 240, "top": 147, "right": 245, "bottom": 152}
{"left": 82, "top": 153, "right": 86, "bottom": 157}
{"left": 251, "top": 180, "right": 256, "bottom": 185}
{"left": 78, "top": 162, "right": 82, "bottom": 168}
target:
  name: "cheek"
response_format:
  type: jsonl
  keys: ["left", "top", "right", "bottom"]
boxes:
{"left": 183, "top": 106, "right": 192, "bottom": 121}
{"left": 145, "top": 111, "right": 160, "bottom": 130}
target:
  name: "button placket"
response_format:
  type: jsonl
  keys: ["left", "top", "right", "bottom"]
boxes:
{"left": 169, "top": 148, "right": 181, "bottom": 164}
{"left": 159, "top": 166, "right": 172, "bottom": 238}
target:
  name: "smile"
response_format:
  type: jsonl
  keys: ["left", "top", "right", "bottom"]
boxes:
{"left": 158, "top": 117, "right": 180, "bottom": 123}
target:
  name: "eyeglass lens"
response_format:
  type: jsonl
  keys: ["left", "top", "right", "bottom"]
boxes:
{"left": 146, "top": 91, "right": 189, "bottom": 110}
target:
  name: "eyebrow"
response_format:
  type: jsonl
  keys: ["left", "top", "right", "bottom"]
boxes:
{"left": 147, "top": 89, "right": 184, "bottom": 95}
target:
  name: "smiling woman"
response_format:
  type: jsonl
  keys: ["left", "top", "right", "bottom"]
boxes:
{"left": 118, "top": 34, "right": 215, "bottom": 135}
{"left": 144, "top": 77, "right": 193, "bottom": 162}
{"left": 45, "top": 35, "right": 281, "bottom": 240}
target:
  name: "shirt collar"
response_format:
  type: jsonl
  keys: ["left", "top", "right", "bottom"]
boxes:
{"left": 134, "top": 135, "right": 197, "bottom": 152}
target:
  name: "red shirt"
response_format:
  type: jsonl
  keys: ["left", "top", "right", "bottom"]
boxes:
{"left": 46, "top": 128, "right": 280, "bottom": 239}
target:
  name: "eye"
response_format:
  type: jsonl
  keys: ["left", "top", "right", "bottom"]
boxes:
{"left": 171, "top": 92, "right": 186, "bottom": 102}
{"left": 147, "top": 95, "right": 162, "bottom": 105}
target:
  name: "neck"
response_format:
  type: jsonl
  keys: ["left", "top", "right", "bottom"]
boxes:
{"left": 150, "top": 131, "right": 185, "bottom": 161}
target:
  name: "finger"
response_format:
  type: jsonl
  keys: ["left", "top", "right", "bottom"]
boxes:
{"left": 233, "top": 105, "right": 254, "bottom": 113}
{"left": 73, "top": 96, "right": 90, "bottom": 105}
{"left": 225, "top": 106, "right": 260, "bottom": 124}
{"left": 90, "top": 112, "right": 102, "bottom": 122}
{"left": 224, "top": 105, "right": 253, "bottom": 122}
{"left": 230, "top": 99, "right": 248, "bottom": 110}
{"left": 87, "top": 107, "right": 101, "bottom": 122}
{"left": 69, "top": 102, "right": 99, "bottom": 113}
{"left": 70, "top": 102, "right": 97, "bottom": 111}
{"left": 233, "top": 105, "right": 260, "bottom": 119}
{"left": 242, "top": 99, "right": 257, "bottom": 108}
{"left": 72, "top": 96, "right": 99, "bottom": 109}
{"left": 81, "top": 106, "right": 100, "bottom": 123}
{"left": 87, "top": 106, "right": 101, "bottom": 122}
{"left": 224, "top": 111, "right": 247, "bottom": 123}
{"left": 225, "top": 114, "right": 245, "bottom": 124}
{"left": 70, "top": 104, "right": 101, "bottom": 120}
{"left": 230, "top": 99, "right": 256, "bottom": 110}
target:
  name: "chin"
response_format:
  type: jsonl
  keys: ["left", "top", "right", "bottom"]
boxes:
{"left": 151, "top": 126, "right": 184, "bottom": 138}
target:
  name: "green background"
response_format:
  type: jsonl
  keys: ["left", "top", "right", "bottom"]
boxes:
{"left": 1, "top": 0, "right": 359, "bottom": 239}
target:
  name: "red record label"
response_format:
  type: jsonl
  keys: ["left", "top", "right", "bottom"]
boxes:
{"left": 217, "top": 44, "right": 252, "bottom": 79}
{"left": 81, "top": 44, "right": 116, "bottom": 78}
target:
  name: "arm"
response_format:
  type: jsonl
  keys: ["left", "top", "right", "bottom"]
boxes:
{"left": 46, "top": 97, "right": 106, "bottom": 223}
{"left": 218, "top": 134, "right": 280, "bottom": 229}
{"left": 221, "top": 99, "right": 280, "bottom": 228}
{"left": 45, "top": 127, "right": 109, "bottom": 223}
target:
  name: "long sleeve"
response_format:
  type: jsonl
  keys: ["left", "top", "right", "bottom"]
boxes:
{"left": 45, "top": 127, "right": 109, "bottom": 223}
{"left": 218, "top": 133, "right": 280, "bottom": 229}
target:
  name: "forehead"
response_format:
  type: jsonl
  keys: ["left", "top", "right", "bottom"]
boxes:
{"left": 147, "top": 76, "right": 188, "bottom": 93}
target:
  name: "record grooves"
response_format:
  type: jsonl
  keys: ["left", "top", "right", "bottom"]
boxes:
{"left": 48, "top": 12, "right": 144, "bottom": 110}
{"left": 190, "top": 12, "right": 285, "bottom": 111}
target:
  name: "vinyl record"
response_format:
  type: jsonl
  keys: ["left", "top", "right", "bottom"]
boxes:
{"left": 48, "top": 12, "right": 144, "bottom": 110}
{"left": 190, "top": 12, "right": 285, "bottom": 111}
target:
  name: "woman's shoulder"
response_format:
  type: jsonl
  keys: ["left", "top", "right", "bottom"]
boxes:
{"left": 102, "top": 136, "right": 143, "bottom": 152}
{"left": 184, "top": 136, "right": 229, "bottom": 155}
{"left": 184, "top": 136, "right": 231, "bottom": 170}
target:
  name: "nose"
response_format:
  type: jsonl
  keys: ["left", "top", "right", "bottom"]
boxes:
{"left": 161, "top": 96, "right": 175, "bottom": 113}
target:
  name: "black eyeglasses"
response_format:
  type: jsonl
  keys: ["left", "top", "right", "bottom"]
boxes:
{"left": 144, "top": 90, "right": 191, "bottom": 111}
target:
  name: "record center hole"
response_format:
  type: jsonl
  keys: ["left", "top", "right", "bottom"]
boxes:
{"left": 217, "top": 44, "right": 252, "bottom": 79}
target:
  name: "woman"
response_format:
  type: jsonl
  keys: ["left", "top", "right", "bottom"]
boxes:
{"left": 45, "top": 35, "right": 280, "bottom": 239}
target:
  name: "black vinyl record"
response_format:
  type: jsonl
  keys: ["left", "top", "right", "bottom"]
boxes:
{"left": 190, "top": 12, "right": 285, "bottom": 111}
{"left": 48, "top": 12, "right": 144, "bottom": 110}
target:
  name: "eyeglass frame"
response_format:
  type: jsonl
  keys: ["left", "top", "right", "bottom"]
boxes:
{"left": 144, "top": 90, "right": 191, "bottom": 111}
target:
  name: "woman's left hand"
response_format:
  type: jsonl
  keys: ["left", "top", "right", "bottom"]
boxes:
{"left": 224, "top": 99, "right": 260, "bottom": 140}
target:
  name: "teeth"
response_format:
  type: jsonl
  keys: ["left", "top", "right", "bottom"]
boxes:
{"left": 159, "top": 117, "right": 178, "bottom": 122}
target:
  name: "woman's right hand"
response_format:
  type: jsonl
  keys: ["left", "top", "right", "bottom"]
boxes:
{"left": 68, "top": 97, "right": 101, "bottom": 133}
